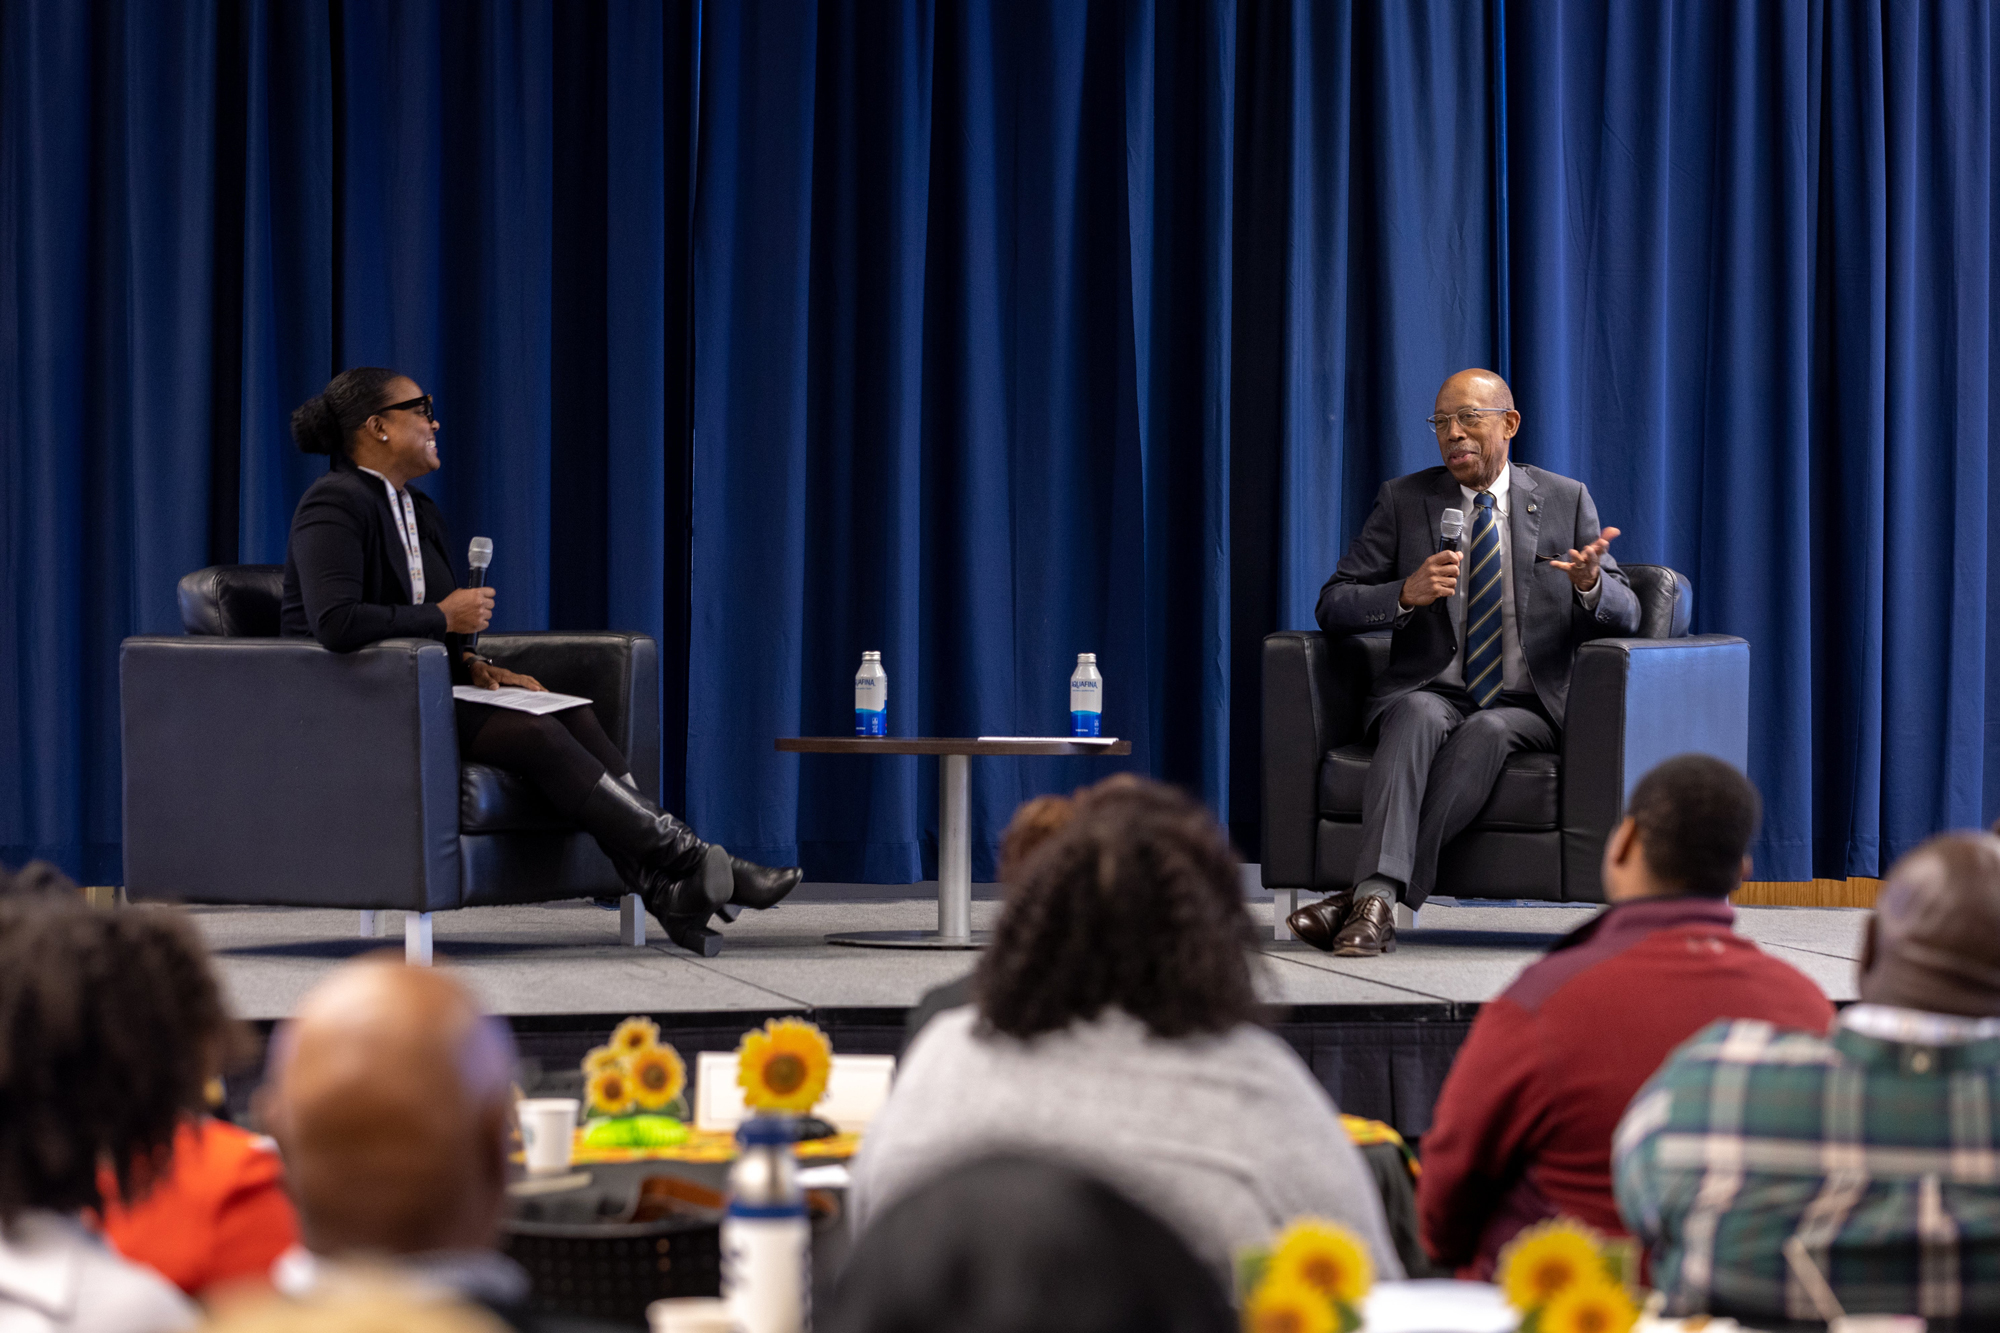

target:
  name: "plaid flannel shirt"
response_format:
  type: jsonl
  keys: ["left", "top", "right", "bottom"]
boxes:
{"left": 1613, "top": 1013, "right": 2000, "bottom": 1325}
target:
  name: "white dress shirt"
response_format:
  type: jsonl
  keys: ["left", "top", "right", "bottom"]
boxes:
{"left": 0, "top": 1211, "right": 193, "bottom": 1333}
{"left": 1404, "top": 464, "right": 1601, "bottom": 697}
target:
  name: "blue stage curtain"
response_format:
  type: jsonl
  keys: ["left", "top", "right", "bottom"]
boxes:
{"left": 2, "top": 0, "right": 1995, "bottom": 884}
{"left": 0, "top": 0, "right": 694, "bottom": 879}
{"left": 686, "top": 0, "right": 1240, "bottom": 878}
{"left": 1500, "top": 0, "right": 1999, "bottom": 876}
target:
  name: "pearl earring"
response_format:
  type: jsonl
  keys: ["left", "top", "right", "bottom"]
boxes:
{"left": 380, "top": 435, "right": 388, "bottom": 441}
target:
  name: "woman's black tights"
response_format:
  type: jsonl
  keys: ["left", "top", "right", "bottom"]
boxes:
{"left": 456, "top": 701, "right": 631, "bottom": 816}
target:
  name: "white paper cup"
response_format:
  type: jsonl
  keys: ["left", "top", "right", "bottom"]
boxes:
{"left": 648, "top": 1297, "right": 731, "bottom": 1333}
{"left": 517, "top": 1098, "right": 579, "bottom": 1175}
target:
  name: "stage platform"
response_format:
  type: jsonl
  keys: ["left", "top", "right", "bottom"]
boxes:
{"left": 187, "top": 891, "right": 1865, "bottom": 1137}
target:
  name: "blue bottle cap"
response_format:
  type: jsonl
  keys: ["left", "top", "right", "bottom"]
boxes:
{"left": 736, "top": 1115, "right": 796, "bottom": 1146}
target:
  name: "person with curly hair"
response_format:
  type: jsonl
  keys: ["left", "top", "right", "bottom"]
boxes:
{"left": 848, "top": 777, "right": 1402, "bottom": 1281}
{"left": 0, "top": 885, "right": 246, "bottom": 1332}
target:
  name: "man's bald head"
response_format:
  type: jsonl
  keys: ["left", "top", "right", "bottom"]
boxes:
{"left": 1431, "top": 369, "right": 1519, "bottom": 490}
{"left": 1858, "top": 834, "right": 2000, "bottom": 1017}
{"left": 262, "top": 958, "right": 517, "bottom": 1256}
{"left": 1434, "top": 367, "right": 1515, "bottom": 414}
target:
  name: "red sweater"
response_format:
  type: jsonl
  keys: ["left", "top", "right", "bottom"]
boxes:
{"left": 1416, "top": 897, "right": 1833, "bottom": 1276}
{"left": 97, "top": 1118, "right": 298, "bottom": 1298}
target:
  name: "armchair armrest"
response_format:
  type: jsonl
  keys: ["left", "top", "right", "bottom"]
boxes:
{"left": 1559, "top": 635, "right": 1750, "bottom": 901}
{"left": 120, "top": 636, "right": 462, "bottom": 910}
{"left": 476, "top": 633, "right": 659, "bottom": 802}
{"left": 1261, "top": 631, "right": 1383, "bottom": 889}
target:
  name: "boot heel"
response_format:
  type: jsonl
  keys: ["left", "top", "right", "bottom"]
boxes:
{"left": 666, "top": 917, "right": 724, "bottom": 957}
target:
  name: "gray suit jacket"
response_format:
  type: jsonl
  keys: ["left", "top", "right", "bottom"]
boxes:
{"left": 1315, "top": 463, "right": 1639, "bottom": 727}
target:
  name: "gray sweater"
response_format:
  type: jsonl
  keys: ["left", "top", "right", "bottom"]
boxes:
{"left": 849, "top": 1006, "right": 1404, "bottom": 1281}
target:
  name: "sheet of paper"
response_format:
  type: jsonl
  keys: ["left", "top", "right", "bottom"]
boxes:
{"left": 975, "top": 735, "right": 1120, "bottom": 746}
{"left": 452, "top": 685, "right": 591, "bottom": 715}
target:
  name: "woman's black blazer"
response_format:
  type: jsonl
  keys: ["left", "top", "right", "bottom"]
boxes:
{"left": 280, "top": 462, "right": 471, "bottom": 682}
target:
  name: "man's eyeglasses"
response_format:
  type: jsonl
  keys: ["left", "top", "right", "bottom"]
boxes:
{"left": 1424, "top": 407, "right": 1511, "bottom": 435}
{"left": 379, "top": 394, "right": 436, "bottom": 423}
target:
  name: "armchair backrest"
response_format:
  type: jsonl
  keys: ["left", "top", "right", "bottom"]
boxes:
{"left": 1621, "top": 564, "right": 1692, "bottom": 639}
{"left": 178, "top": 565, "right": 284, "bottom": 636}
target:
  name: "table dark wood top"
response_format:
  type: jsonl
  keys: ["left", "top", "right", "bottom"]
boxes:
{"left": 776, "top": 737, "right": 1131, "bottom": 757}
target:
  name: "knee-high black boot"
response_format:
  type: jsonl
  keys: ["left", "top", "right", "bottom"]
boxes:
{"left": 572, "top": 775, "right": 733, "bottom": 955}
{"left": 573, "top": 776, "right": 805, "bottom": 954}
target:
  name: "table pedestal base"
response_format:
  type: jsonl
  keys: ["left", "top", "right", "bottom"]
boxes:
{"left": 828, "top": 753, "right": 983, "bottom": 950}
{"left": 826, "top": 929, "right": 992, "bottom": 951}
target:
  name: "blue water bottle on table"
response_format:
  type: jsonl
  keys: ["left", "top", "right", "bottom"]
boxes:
{"left": 1070, "top": 653, "right": 1102, "bottom": 737}
{"left": 854, "top": 651, "right": 887, "bottom": 736}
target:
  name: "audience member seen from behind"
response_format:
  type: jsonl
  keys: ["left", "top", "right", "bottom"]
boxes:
{"left": 0, "top": 862, "right": 295, "bottom": 1306}
{"left": 900, "top": 792, "right": 1081, "bottom": 1050}
{"left": 258, "top": 958, "right": 602, "bottom": 1333}
{"left": 849, "top": 777, "right": 1403, "bottom": 1280}
{"left": 1417, "top": 756, "right": 1832, "bottom": 1277}
{"left": 1616, "top": 831, "right": 2000, "bottom": 1327}
{"left": 825, "top": 1154, "right": 1234, "bottom": 1333}
{"left": 0, "top": 885, "right": 246, "bottom": 1333}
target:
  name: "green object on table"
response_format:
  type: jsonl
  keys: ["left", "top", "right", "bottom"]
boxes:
{"left": 582, "top": 1115, "right": 690, "bottom": 1148}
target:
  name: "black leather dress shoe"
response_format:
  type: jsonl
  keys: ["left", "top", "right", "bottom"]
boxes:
{"left": 1332, "top": 895, "right": 1397, "bottom": 956}
{"left": 1285, "top": 890, "right": 1354, "bottom": 951}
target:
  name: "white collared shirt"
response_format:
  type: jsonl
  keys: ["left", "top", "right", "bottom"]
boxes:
{"left": 355, "top": 466, "right": 425, "bottom": 606}
{"left": 1840, "top": 1002, "right": 2000, "bottom": 1046}
{"left": 1409, "top": 463, "right": 1602, "bottom": 696}
{"left": 272, "top": 1246, "right": 530, "bottom": 1308}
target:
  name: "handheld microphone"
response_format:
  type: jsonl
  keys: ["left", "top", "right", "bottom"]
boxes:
{"left": 466, "top": 537, "right": 493, "bottom": 649}
{"left": 1439, "top": 508, "right": 1465, "bottom": 554}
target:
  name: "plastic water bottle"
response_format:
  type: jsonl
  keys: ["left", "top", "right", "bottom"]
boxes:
{"left": 854, "top": 652, "right": 886, "bottom": 736}
{"left": 721, "top": 1117, "right": 809, "bottom": 1333}
{"left": 1070, "top": 653, "right": 1103, "bottom": 737}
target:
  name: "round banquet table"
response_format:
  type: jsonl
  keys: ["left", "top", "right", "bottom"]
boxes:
{"left": 774, "top": 736, "right": 1132, "bottom": 948}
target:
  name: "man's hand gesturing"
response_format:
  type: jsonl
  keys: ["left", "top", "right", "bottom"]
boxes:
{"left": 1550, "top": 525, "right": 1621, "bottom": 593}
{"left": 1400, "top": 550, "right": 1462, "bottom": 609}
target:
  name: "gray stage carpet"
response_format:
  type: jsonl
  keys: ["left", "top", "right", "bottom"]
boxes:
{"left": 184, "top": 889, "right": 1867, "bottom": 1022}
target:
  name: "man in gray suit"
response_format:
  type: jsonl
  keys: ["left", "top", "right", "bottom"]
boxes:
{"left": 1290, "top": 369, "right": 1640, "bottom": 956}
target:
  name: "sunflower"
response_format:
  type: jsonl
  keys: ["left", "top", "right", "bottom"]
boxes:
{"left": 628, "top": 1043, "right": 687, "bottom": 1111}
{"left": 582, "top": 1045, "right": 625, "bottom": 1076}
{"left": 736, "top": 1018, "right": 833, "bottom": 1114}
{"left": 610, "top": 1016, "right": 662, "bottom": 1055}
{"left": 586, "top": 1065, "right": 638, "bottom": 1117}
{"left": 1499, "top": 1221, "right": 1606, "bottom": 1311}
{"left": 1541, "top": 1277, "right": 1638, "bottom": 1333}
{"left": 1241, "top": 1276, "right": 1337, "bottom": 1333}
{"left": 1267, "top": 1219, "right": 1373, "bottom": 1305}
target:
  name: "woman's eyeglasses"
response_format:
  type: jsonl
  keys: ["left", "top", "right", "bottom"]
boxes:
{"left": 380, "top": 394, "right": 435, "bottom": 423}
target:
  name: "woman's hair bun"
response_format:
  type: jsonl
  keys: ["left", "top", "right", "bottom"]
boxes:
{"left": 290, "top": 394, "right": 342, "bottom": 455}
{"left": 290, "top": 367, "right": 405, "bottom": 458}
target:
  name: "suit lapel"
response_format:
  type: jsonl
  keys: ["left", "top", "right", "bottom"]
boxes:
{"left": 1509, "top": 464, "right": 1540, "bottom": 621}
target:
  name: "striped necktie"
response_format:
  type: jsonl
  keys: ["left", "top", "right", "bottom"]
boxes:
{"left": 1463, "top": 491, "right": 1503, "bottom": 707}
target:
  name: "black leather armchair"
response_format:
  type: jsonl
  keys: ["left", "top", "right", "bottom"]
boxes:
{"left": 1261, "top": 565, "right": 1748, "bottom": 934}
{"left": 120, "top": 566, "right": 660, "bottom": 960}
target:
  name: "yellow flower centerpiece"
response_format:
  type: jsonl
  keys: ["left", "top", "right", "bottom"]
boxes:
{"left": 578, "top": 1016, "right": 690, "bottom": 1148}
{"left": 1496, "top": 1220, "right": 1639, "bottom": 1333}
{"left": 1239, "top": 1218, "right": 1374, "bottom": 1333}
{"left": 736, "top": 1017, "right": 834, "bottom": 1116}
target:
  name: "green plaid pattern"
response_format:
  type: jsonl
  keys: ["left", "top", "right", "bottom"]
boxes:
{"left": 1613, "top": 1017, "right": 2000, "bottom": 1324}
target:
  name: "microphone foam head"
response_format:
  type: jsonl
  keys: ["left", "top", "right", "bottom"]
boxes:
{"left": 468, "top": 537, "right": 494, "bottom": 569}
{"left": 1441, "top": 508, "right": 1465, "bottom": 540}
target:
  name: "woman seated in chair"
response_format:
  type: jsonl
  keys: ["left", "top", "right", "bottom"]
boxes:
{"left": 280, "top": 366, "right": 798, "bottom": 954}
